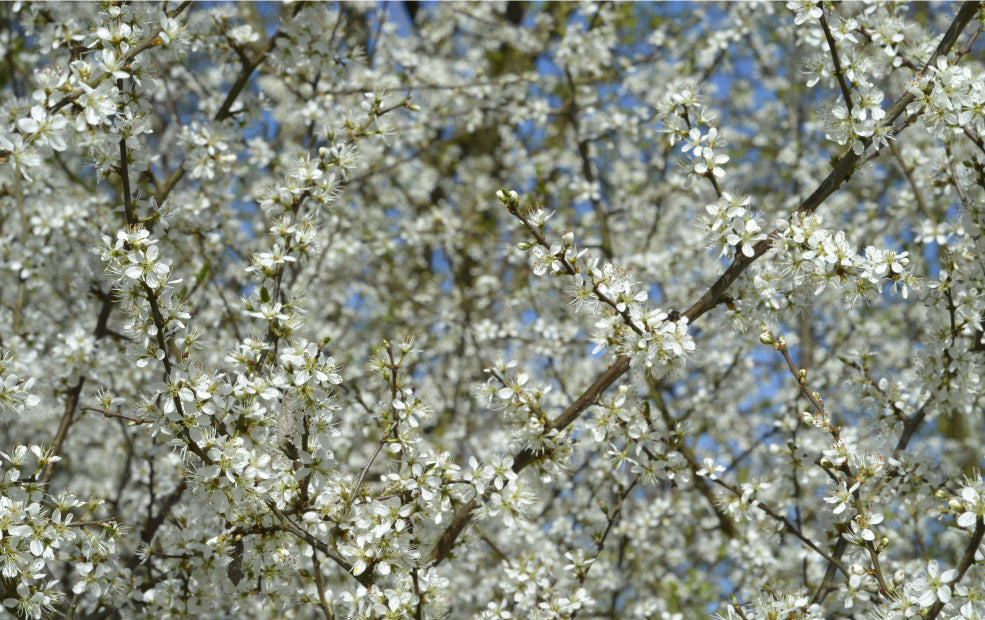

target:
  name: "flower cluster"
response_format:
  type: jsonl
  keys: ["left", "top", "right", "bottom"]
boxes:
{"left": 625, "top": 310, "right": 696, "bottom": 385}
{"left": 790, "top": 1, "right": 897, "bottom": 153}
{"left": 0, "top": 3, "right": 186, "bottom": 184}
{"left": 908, "top": 57, "right": 985, "bottom": 141}
{"left": 501, "top": 190, "right": 696, "bottom": 385}
{"left": 654, "top": 86, "right": 733, "bottom": 183}
{"left": 179, "top": 122, "right": 236, "bottom": 181}
{"left": 478, "top": 357, "right": 557, "bottom": 451}
{"left": 0, "top": 445, "right": 124, "bottom": 619}
{"left": 681, "top": 126, "right": 730, "bottom": 180}
{"left": 946, "top": 474, "right": 985, "bottom": 530}
{"left": 0, "top": 355, "right": 40, "bottom": 421}
{"left": 96, "top": 226, "right": 191, "bottom": 370}
{"left": 772, "top": 212, "right": 918, "bottom": 304}
{"left": 702, "top": 192, "right": 768, "bottom": 258}
{"left": 824, "top": 81, "right": 891, "bottom": 155}
{"left": 97, "top": 227, "right": 173, "bottom": 291}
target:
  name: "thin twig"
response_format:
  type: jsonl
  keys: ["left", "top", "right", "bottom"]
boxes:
{"left": 819, "top": 7, "right": 854, "bottom": 115}
{"left": 81, "top": 406, "right": 154, "bottom": 425}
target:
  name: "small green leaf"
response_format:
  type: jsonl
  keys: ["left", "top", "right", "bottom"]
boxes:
{"left": 195, "top": 260, "right": 210, "bottom": 284}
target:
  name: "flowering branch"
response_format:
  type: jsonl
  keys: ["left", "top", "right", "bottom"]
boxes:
{"left": 265, "top": 499, "right": 374, "bottom": 589}
{"left": 687, "top": 0, "right": 979, "bottom": 324}
{"left": 675, "top": 443, "right": 851, "bottom": 578}
{"left": 345, "top": 341, "right": 403, "bottom": 516}
{"left": 47, "top": 2, "right": 193, "bottom": 116}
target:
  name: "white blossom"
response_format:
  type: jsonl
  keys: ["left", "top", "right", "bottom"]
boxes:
{"left": 2, "top": 3, "right": 985, "bottom": 619}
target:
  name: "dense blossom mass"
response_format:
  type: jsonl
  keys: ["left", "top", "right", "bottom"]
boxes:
{"left": 2, "top": 1, "right": 985, "bottom": 618}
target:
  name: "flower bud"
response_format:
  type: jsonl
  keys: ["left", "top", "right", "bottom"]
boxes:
{"left": 759, "top": 327, "right": 773, "bottom": 345}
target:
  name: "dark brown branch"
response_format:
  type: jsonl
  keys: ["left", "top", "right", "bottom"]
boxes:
{"left": 38, "top": 377, "right": 84, "bottom": 487}
{"left": 214, "top": 2, "right": 307, "bottom": 121}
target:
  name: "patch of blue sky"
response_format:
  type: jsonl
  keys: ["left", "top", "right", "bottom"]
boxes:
{"left": 253, "top": 2, "right": 281, "bottom": 36}
{"left": 534, "top": 53, "right": 563, "bottom": 79}
{"left": 571, "top": 197, "right": 595, "bottom": 218}
{"left": 430, "top": 248, "right": 454, "bottom": 294}
{"left": 647, "top": 282, "right": 666, "bottom": 306}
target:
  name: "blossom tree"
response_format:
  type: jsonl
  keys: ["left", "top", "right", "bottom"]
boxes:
{"left": 2, "top": 1, "right": 985, "bottom": 618}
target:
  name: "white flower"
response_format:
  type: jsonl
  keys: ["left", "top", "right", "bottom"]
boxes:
{"left": 77, "top": 82, "right": 119, "bottom": 128}
{"left": 788, "top": 0, "right": 823, "bottom": 25}
{"left": 230, "top": 24, "right": 260, "bottom": 45}
{"left": 915, "top": 560, "right": 959, "bottom": 607}
{"left": 824, "top": 481, "right": 851, "bottom": 515}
